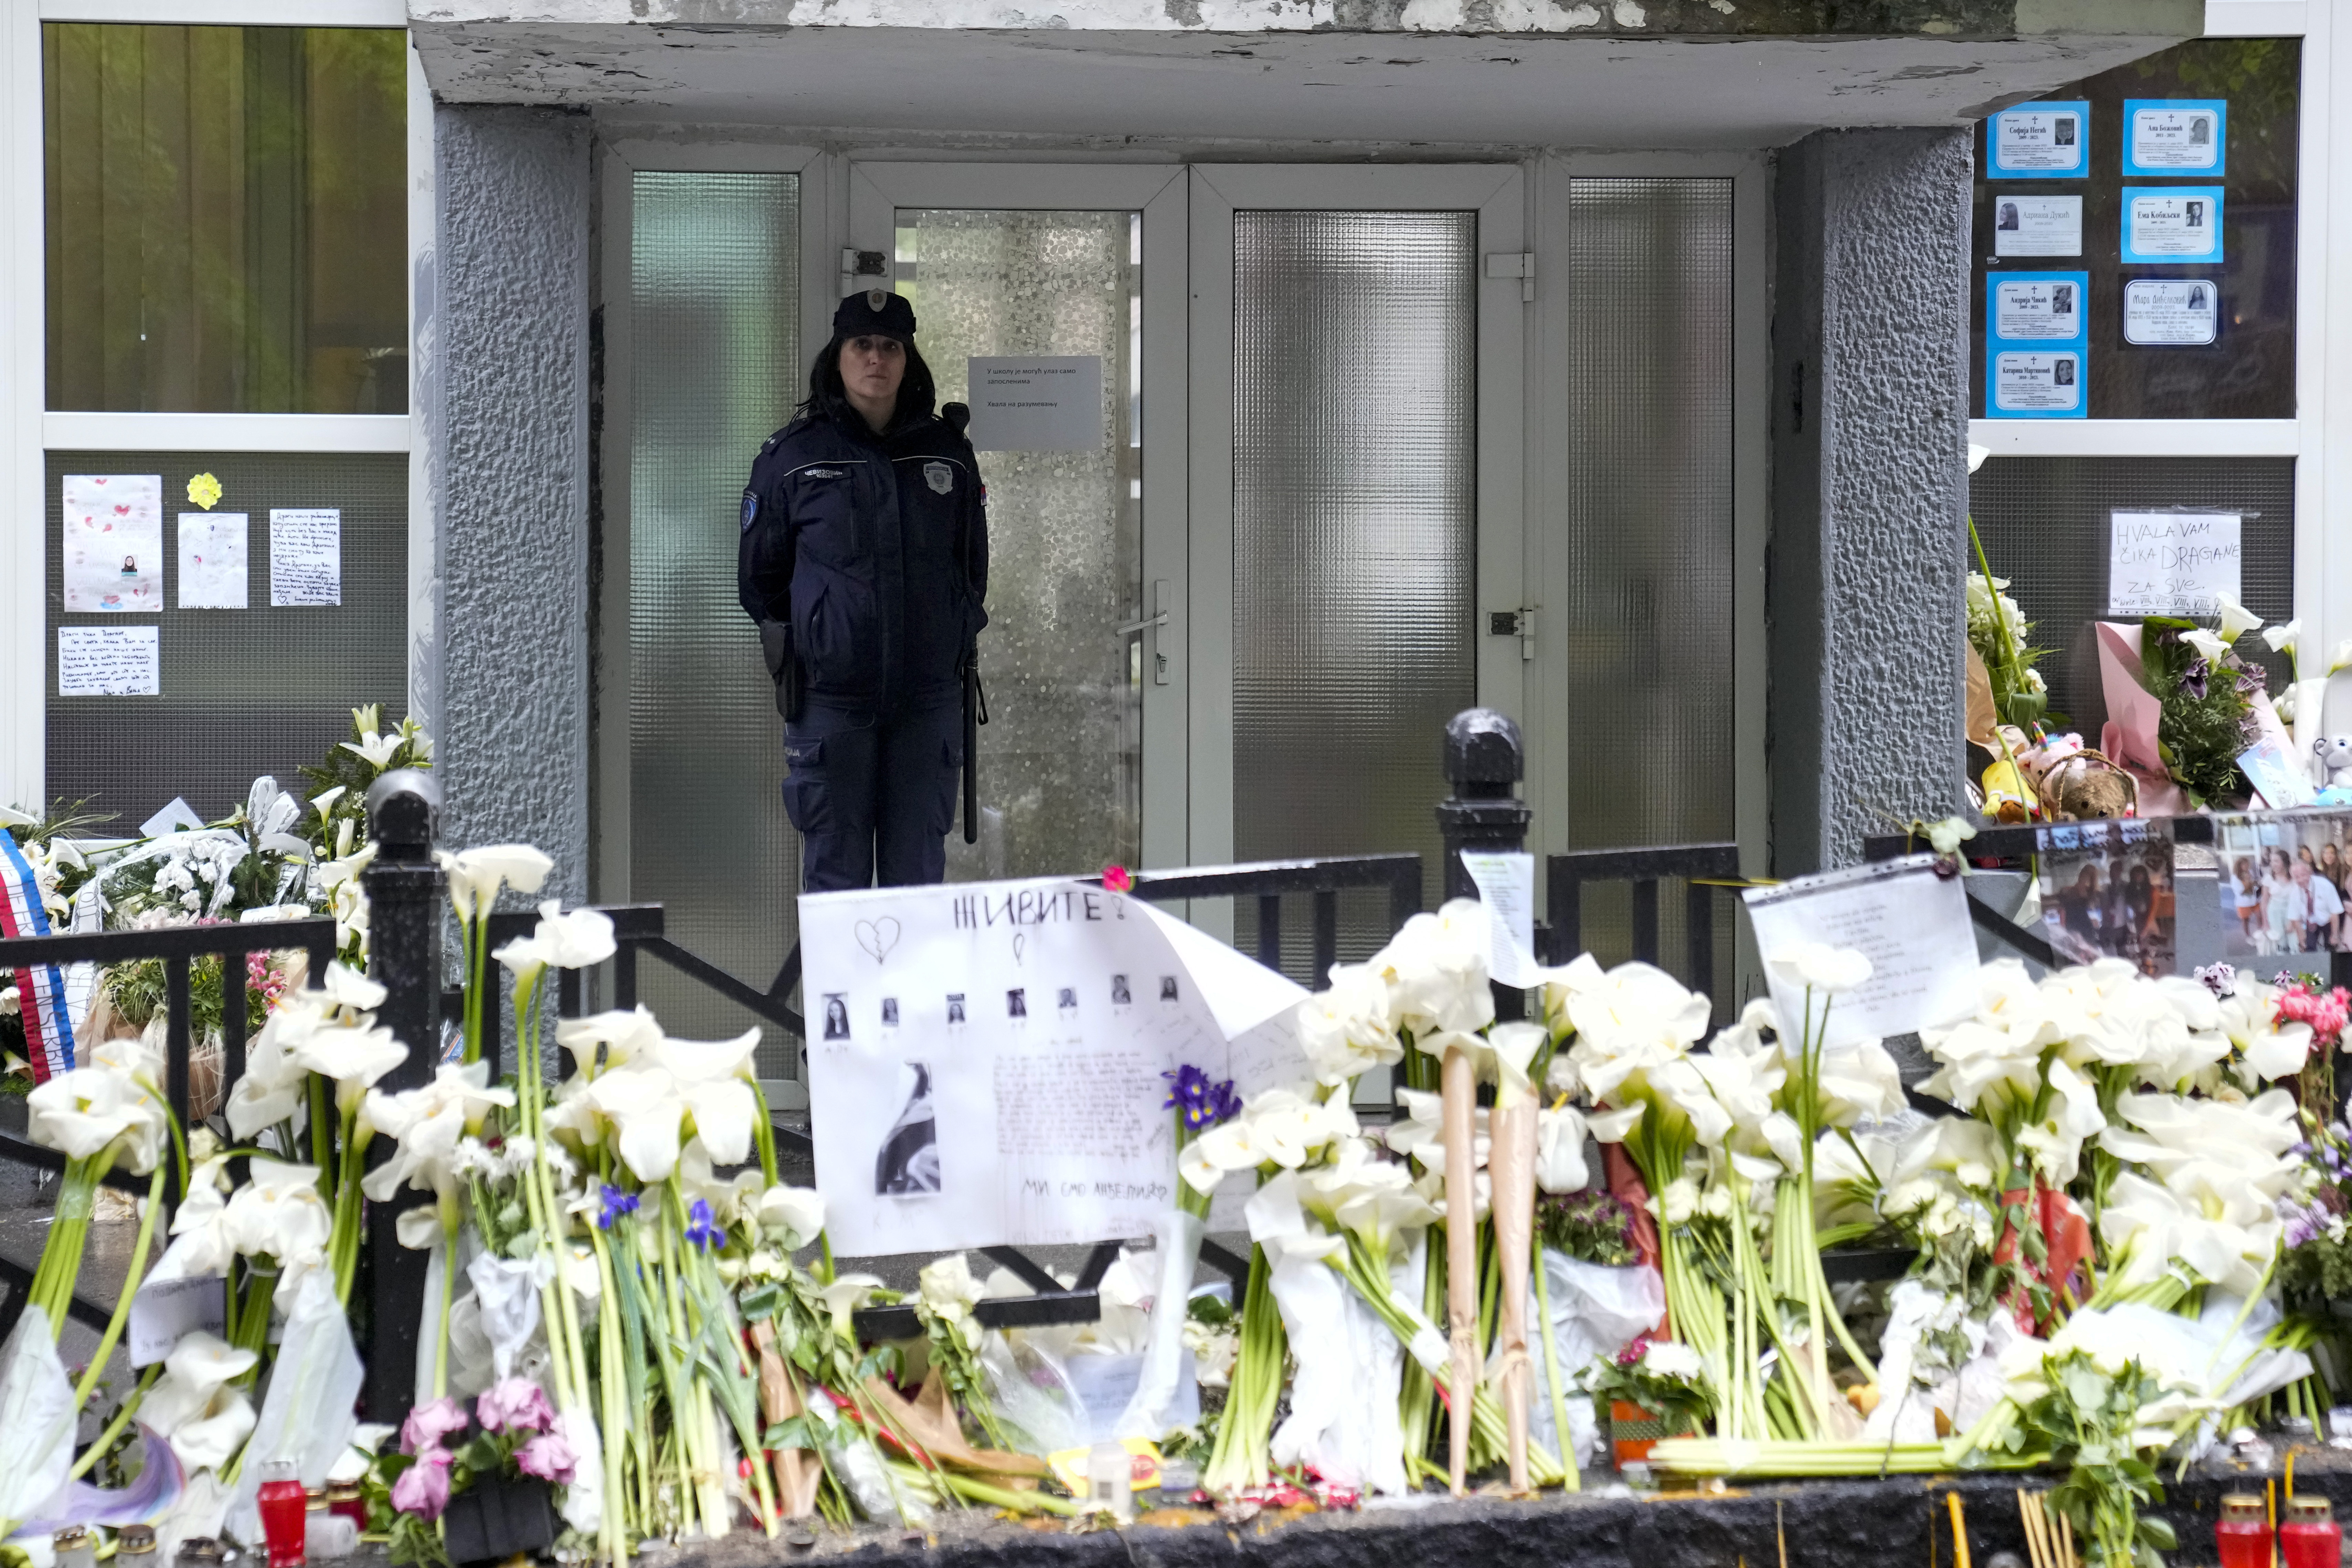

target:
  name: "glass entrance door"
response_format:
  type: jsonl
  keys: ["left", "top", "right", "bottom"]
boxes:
{"left": 1187, "top": 166, "right": 1527, "bottom": 961}
{"left": 848, "top": 165, "right": 1192, "bottom": 878}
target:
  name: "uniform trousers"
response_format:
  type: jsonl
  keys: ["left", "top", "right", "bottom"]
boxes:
{"left": 781, "top": 698, "right": 963, "bottom": 891}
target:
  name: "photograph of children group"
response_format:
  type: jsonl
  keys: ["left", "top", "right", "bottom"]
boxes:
{"left": 2217, "top": 813, "right": 2352, "bottom": 957}
{"left": 2039, "top": 820, "right": 2179, "bottom": 975}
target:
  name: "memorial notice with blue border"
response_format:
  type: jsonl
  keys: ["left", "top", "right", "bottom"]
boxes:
{"left": 1987, "top": 100, "right": 2089, "bottom": 179}
{"left": 2123, "top": 98, "right": 2226, "bottom": 178}
{"left": 1985, "top": 271, "right": 2089, "bottom": 420}
{"left": 2122, "top": 187, "right": 2225, "bottom": 265}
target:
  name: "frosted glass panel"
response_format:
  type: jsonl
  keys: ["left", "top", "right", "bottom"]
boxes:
{"left": 629, "top": 171, "right": 800, "bottom": 1074}
{"left": 1557, "top": 179, "right": 1735, "bottom": 988}
{"left": 1231, "top": 210, "right": 1476, "bottom": 951}
{"left": 896, "top": 209, "right": 1142, "bottom": 881}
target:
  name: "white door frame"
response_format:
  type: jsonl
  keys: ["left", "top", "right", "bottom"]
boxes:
{"left": 1185, "top": 163, "right": 1528, "bottom": 912}
{"left": 847, "top": 162, "right": 1194, "bottom": 871}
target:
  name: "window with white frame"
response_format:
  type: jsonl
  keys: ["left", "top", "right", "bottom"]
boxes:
{"left": 22, "top": 13, "right": 415, "bottom": 830}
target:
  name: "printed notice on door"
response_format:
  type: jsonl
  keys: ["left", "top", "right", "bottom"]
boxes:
{"left": 2108, "top": 510, "right": 2241, "bottom": 617}
{"left": 966, "top": 357, "right": 1103, "bottom": 453}
{"left": 269, "top": 509, "right": 341, "bottom": 606}
{"left": 2124, "top": 99, "right": 2225, "bottom": 176}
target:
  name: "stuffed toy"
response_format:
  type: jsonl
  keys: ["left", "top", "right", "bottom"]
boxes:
{"left": 1979, "top": 725, "right": 2038, "bottom": 823}
{"left": 2314, "top": 735, "right": 2352, "bottom": 792}
{"left": 2019, "top": 732, "right": 2138, "bottom": 822}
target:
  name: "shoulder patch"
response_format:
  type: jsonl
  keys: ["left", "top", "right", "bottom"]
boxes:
{"left": 924, "top": 461, "right": 954, "bottom": 495}
{"left": 740, "top": 490, "right": 759, "bottom": 532}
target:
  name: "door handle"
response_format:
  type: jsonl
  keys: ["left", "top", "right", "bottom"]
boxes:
{"left": 1114, "top": 611, "right": 1169, "bottom": 637}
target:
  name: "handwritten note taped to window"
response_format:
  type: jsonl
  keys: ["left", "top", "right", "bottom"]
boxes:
{"left": 2108, "top": 510, "right": 2241, "bottom": 617}
{"left": 58, "top": 626, "right": 159, "bottom": 696}
{"left": 1741, "top": 855, "right": 1979, "bottom": 1049}
{"left": 269, "top": 509, "right": 341, "bottom": 606}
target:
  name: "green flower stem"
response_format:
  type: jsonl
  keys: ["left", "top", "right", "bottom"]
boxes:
{"left": 1201, "top": 1241, "right": 1283, "bottom": 1494}
{"left": 590, "top": 1229, "right": 634, "bottom": 1565}
{"left": 937, "top": 1472, "right": 1080, "bottom": 1517}
{"left": 749, "top": 1079, "right": 780, "bottom": 1189}
{"left": 1524, "top": 1250, "right": 1580, "bottom": 1495}
{"left": 67, "top": 1364, "right": 162, "bottom": 1482}
{"left": 68, "top": 1161, "right": 168, "bottom": 1414}
{"left": 309, "top": 1075, "right": 336, "bottom": 1205}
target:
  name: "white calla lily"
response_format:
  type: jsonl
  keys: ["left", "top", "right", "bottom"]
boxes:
{"left": 555, "top": 1006, "right": 665, "bottom": 1077}
{"left": 1769, "top": 942, "right": 1873, "bottom": 996}
{"left": 2180, "top": 628, "right": 2235, "bottom": 667}
{"left": 2212, "top": 595, "right": 2263, "bottom": 644}
{"left": 433, "top": 844, "right": 553, "bottom": 924}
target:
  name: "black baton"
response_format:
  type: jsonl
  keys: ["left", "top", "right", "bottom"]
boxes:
{"left": 962, "top": 656, "right": 981, "bottom": 845}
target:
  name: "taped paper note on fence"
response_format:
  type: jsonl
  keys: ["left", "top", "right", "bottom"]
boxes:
{"left": 803, "top": 877, "right": 1310, "bottom": 1257}
{"left": 1741, "top": 855, "right": 1977, "bottom": 1048}
{"left": 1460, "top": 851, "right": 1538, "bottom": 986}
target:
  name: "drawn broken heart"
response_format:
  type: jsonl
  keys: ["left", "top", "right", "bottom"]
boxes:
{"left": 1012, "top": 933, "right": 1026, "bottom": 966}
{"left": 855, "top": 917, "right": 900, "bottom": 965}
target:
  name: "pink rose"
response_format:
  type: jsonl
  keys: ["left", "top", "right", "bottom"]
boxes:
{"left": 390, "top": 1448, "right": 454, "bottom": 1521}
{"left": 515, "top": 1432, "right": 578, "bottom": 1486}
{"left": 476, "top": 1377, "right": 556, "bottom": 1435}
{"left": 400, "top": 1397, "right": 469, "bottom": 1455}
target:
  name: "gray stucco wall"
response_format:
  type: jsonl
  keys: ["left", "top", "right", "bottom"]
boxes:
{"left": 1768, "top": 127, "right": 1972, "bottom": 874}
{"left": 433, "top": 105, "right": 594, "bottom": 900}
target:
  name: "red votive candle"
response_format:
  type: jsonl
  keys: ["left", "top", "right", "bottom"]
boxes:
{"left": 2280, "top": 1495, "right": 2342, "bottom": 1568}
{"left": 256, "top": 1459, "right": 309, "bottom": 1568}
{"left": 2216, "top": 1492, "right": 2272, "bottom": 1568}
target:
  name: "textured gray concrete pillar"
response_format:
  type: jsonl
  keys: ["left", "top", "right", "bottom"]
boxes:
{"left": 1768, "top": 127, "right": 1972, "bottom": 874}
{"left": 432, "top": 106, "right": 592, "bottom": 899}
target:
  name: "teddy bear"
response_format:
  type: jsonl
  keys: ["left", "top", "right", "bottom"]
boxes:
{"left": 2018, "top": 732, "right": 2139, "bottom": 822}
{"left": 2315, "top": 735, "right": 2352, "bottom": 792}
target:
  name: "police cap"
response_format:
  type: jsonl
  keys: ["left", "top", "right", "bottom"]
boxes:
{"left": 833, "top": 288, "right": 917, "bottom": 344}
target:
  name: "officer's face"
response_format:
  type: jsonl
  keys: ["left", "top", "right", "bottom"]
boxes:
{"left": 840, "top": 334, "right": 908, "bottom": 406}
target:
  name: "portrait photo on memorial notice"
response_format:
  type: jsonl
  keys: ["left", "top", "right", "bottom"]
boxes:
{"left": 268, "top": 509, "right": 341, "bottom": 606}
{"left": 1988, "top": 348, "right": 2086, "bottom": 418}
{"left": 62, "top": 474, "right": 163, "bottom": 613}
{"left": 2215, "top": 814, "right": 2352, "bottom": 960}
{"left": 2107, "top": 510, "right": 2241, "bottom": 617}
{"left": 56, "top": 625, "right": 159, "bottom": 697}
{"left": 1741, "top": 856, "right": 1979, "bottom": 1049}
{"left": 966, "top": 357, "right": 1104, "bottom": 453}
{"left": 175, "top": 513, "right": 249, "bottom": 610}
{"left": 1990, "top": 273, "right": 2090, "bottom": 344}
{"left": 1987, "top": 100, "right": 2088, "bottom": 177}
{"left": 2037, "top": 820, "right": 2176, "bottom": 975}
{"left": 2123, "top": 278, "right": 2219, "bottom": 347}
{"left": 2124, "top": 99, "right": 2226, "bottom": 177}
{"left": 2124, "top": 188, "right": 2225, "bottom": 264}
{"left": 1993, "top": 195, "right": 2083, "bottom": 258}
{"left": 802, "top": 876, "right": 1311, "bottom": 1257}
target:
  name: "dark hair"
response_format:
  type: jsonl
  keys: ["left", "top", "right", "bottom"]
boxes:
{"left": 800, "top": 334, "right": 937, "bottom": 430}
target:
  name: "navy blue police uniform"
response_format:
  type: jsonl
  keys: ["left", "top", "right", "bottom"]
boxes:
{"left": 739, "top": 290, "right": 988, "bottom": 891}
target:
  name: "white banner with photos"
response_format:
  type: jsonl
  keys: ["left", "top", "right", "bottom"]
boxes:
{"left": 802, "top": 877, "right": 1311, "bottom": 1257}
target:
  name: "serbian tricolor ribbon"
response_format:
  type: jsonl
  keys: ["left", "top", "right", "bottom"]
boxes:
{"left": 0, "top": 832, "right": 76, "bottom": 1081}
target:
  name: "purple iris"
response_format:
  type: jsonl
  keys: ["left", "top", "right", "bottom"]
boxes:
{"left": 595, "top": 1183, "right": 639, "bottom": 1231}
{"left": 2181, "top": 656, "right": 2209, "bottom": 701}
{"left": 684, "top": 1198, "right": 718, "bottom": 1249}
{"left": 1163, "top": 1064, "right": 1240, "bottom": 1132}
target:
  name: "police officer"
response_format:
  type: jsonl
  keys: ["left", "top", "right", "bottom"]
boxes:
{"left": 739, "top": 289, "right": 988, "bottom": 891}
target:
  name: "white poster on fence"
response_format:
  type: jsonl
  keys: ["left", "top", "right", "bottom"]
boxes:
{"left": 1741, "top": 855, "right": 1978, "bottom": 1048}
{"left": 802, "top": 877, "right": 1312, "bottom": 1257}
